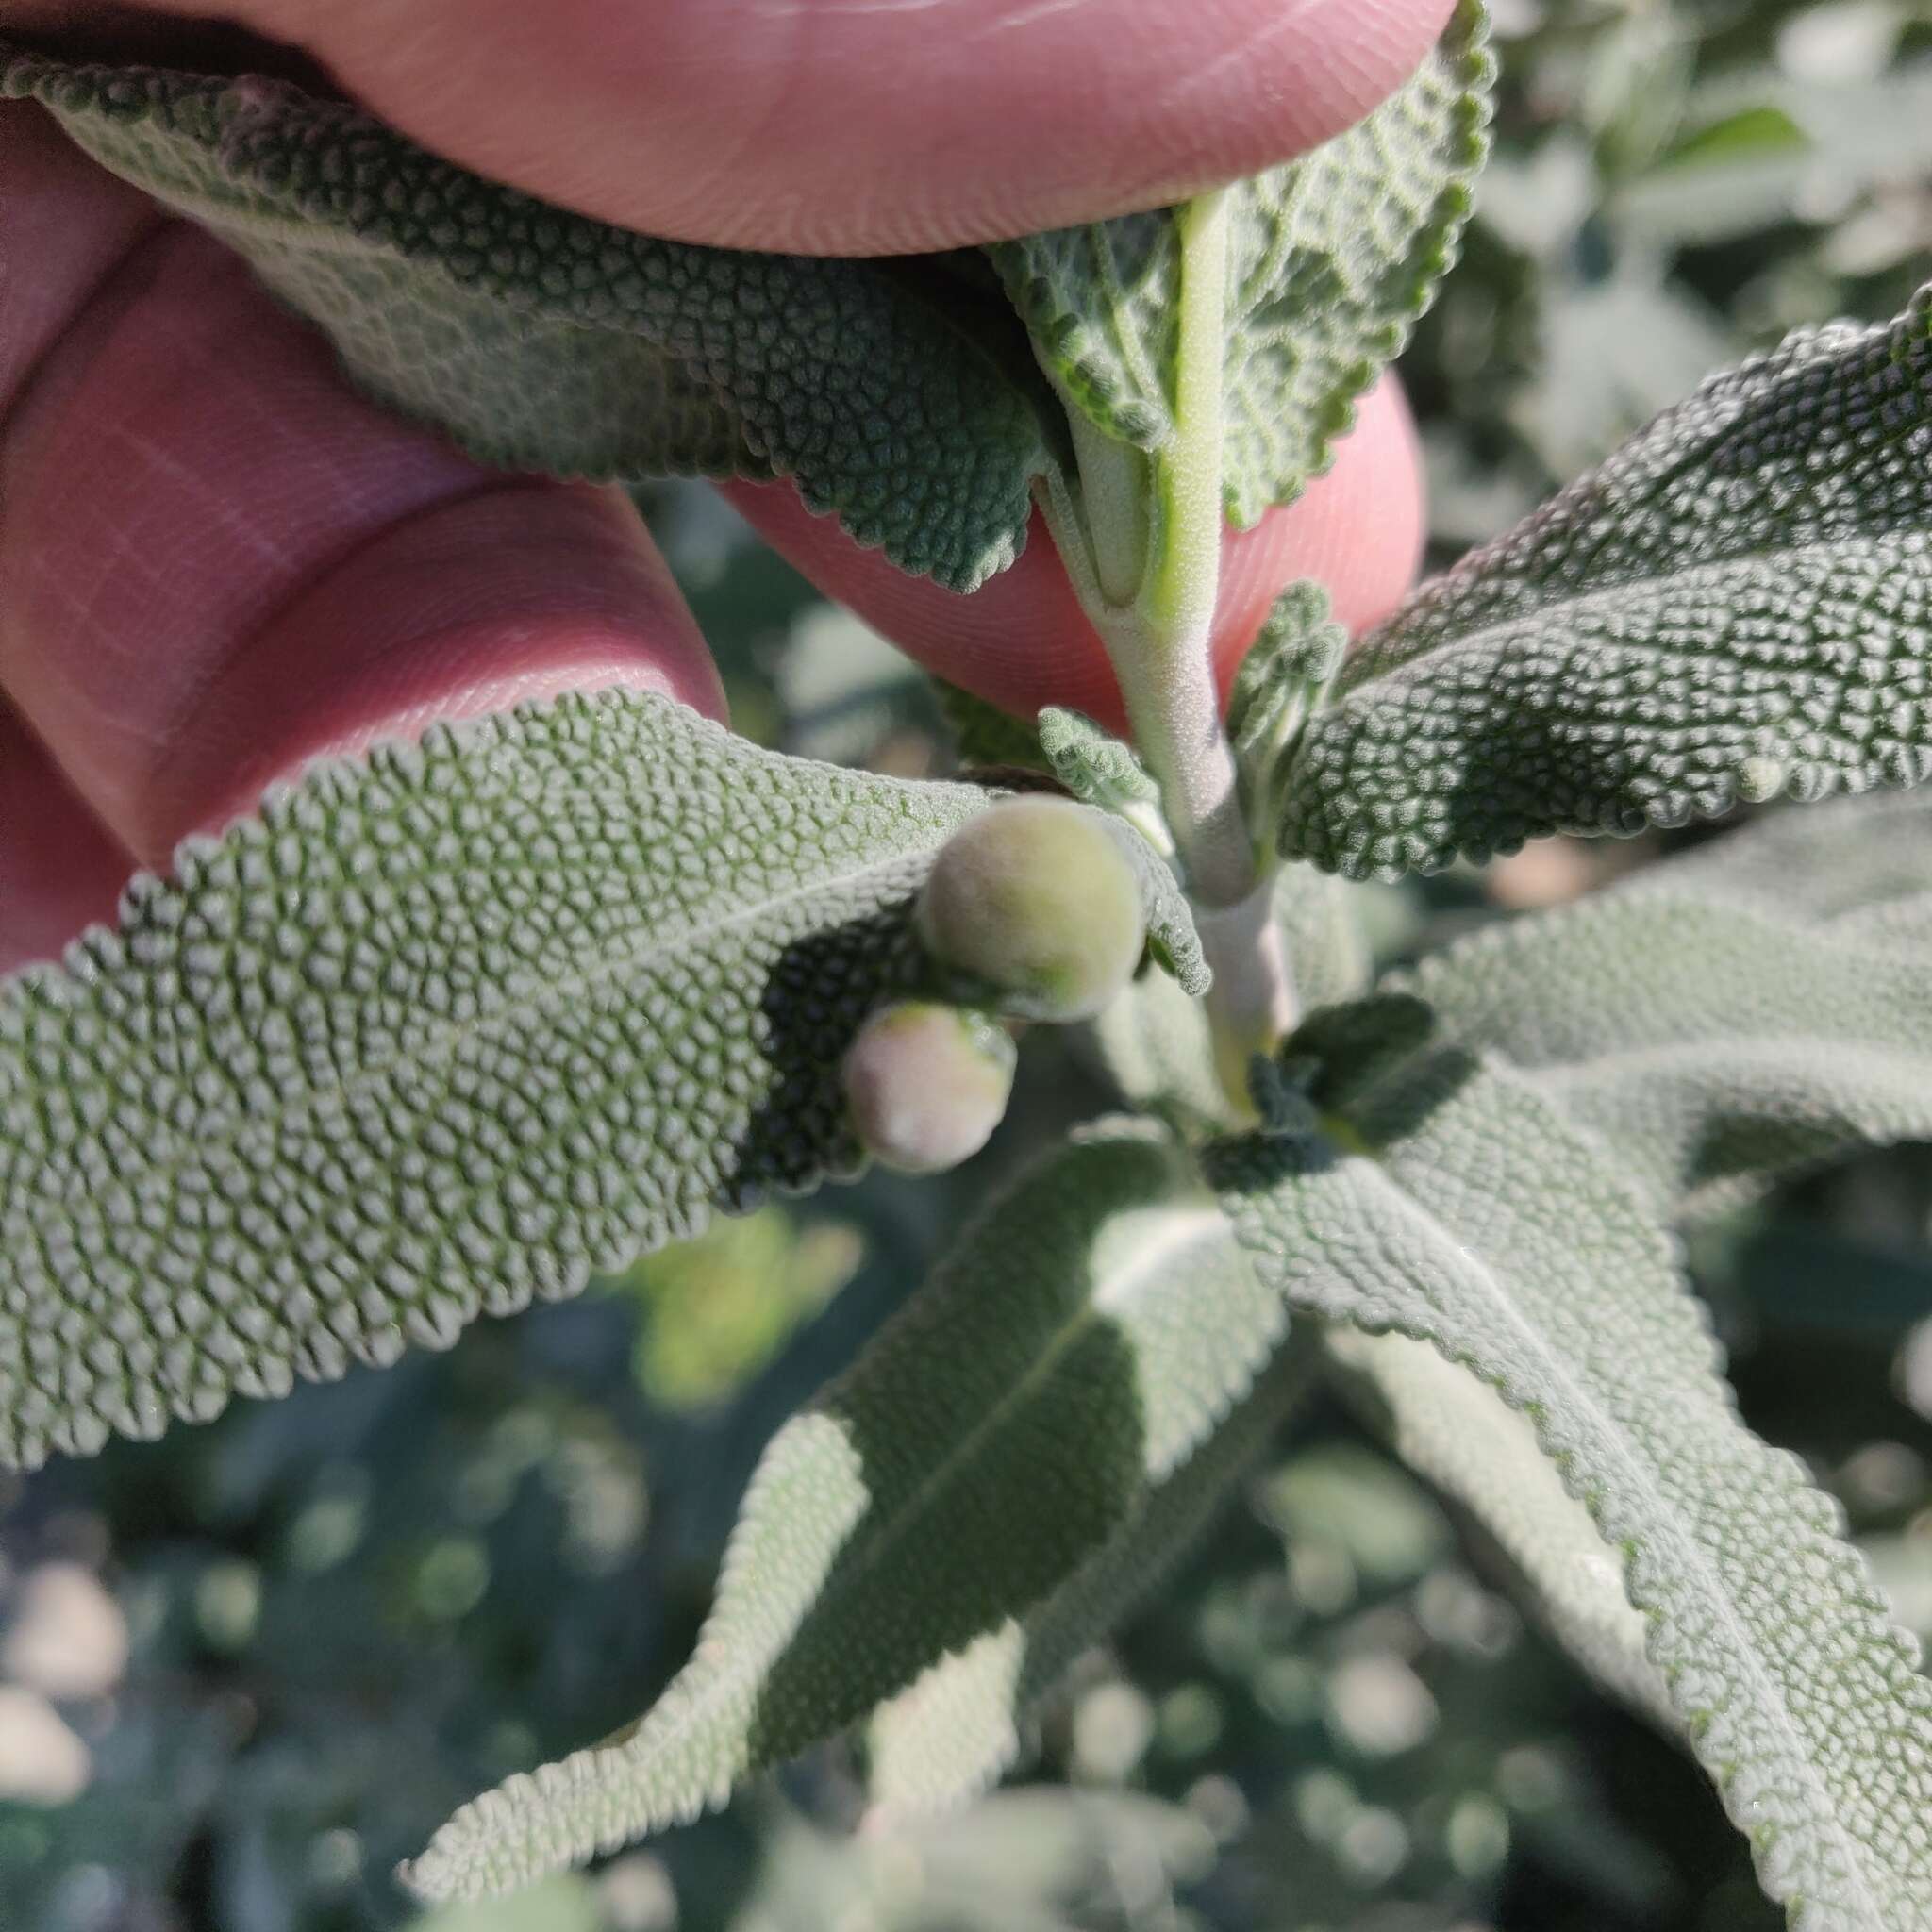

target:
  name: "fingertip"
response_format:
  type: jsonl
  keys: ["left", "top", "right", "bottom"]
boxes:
{"left": 166, "top": 0, "right": 1460, "bottom": 255}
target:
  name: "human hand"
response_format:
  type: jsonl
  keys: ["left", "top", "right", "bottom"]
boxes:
{"left": 0, "top": 0, "right": 1451, "bottom": 972}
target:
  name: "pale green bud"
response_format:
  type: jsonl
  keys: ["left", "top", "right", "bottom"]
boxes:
{"left": 915, "top": 797, "right": 1146, "bottom": 1023}
{"left": 842, "top": 1003, "right": 1017, "bottom": 1175}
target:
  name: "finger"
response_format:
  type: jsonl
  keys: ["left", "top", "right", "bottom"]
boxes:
{"left": 125, "top": 0, "right": 1459, "bottom": 255}
{"left": 0, "top": 100, "right": 724, "bottom": 879}
{"left": 0, "top": 702, "right": 133, "bottom": 975}
{"left": 720, "top": 375, "right": 1425, "bottom": 733}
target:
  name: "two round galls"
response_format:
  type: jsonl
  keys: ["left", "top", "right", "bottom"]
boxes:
{"left": 843, "top": 797, "right": 1149, "bottom": 1174}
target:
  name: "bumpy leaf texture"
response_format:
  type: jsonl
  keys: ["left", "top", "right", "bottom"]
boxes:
{"left": 405, "top": 1123, "right": 1288, "bottom": 1900}
{"left": 865, "top": 1327, "right": 1307, "bottom": 1819}
{"left": 0, "top": 44, "right": 1047, "bottom": 591}
{"left": 1281, "top": 284, "right": 1932, "bottom": 878}
{"left": 0, "top": 692, "right": 991, "bottom": 1470}
{"left": 1328, "top": 1327, "right": 1672, "bottom": 1728}
{"left": 1209, "top": 1055, "right": 1932, "bottom": 1929}
{"left": 992, "top": 0, "right": 1493, "bottom": 521}
{"left": 1402, "top": 791, "right": 1932, "bottom": 1216}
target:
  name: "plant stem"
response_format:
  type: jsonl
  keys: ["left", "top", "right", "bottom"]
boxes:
{"left": 1038, "top": 190, "right": 1296, "bottom": 1107}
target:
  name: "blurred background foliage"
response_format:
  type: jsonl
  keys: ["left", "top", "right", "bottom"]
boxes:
{"left": 5, "top": 2, "right": 1931, "bottom": 1927}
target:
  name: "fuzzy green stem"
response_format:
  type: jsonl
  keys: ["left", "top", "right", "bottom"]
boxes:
{"left": 1037, "top": 192, "right": 1296, "bottom": 1108}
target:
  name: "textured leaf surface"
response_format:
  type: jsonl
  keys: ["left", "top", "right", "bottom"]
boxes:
{"left": 1402, "top": 792, "right": 1932, "bottom": 1214}
{"left": 1328, "top": 1327, "right": 1671, "bottom": 1727}
{"left": 1282, "top": 286, "right": 1932, "bottom": 878}
{"left": 867, "top": 1325, "right": 1308, "bottom": 1819}
{"left": 1227, "top": 582, "right": 1350, "bottom": 841}
{"left": 1037, "top": 708, "right": 1162, "bottom": 824}
{"left": 0, "top": 691, "right": 989, "bottom": 1471}
{"left": 0, "top": 46, "right": 1047, "bottom": 592}
{"left": 991, "top": 2, "right": 1491, "bottom": 522}
{"left": 406, "top": 1124, "right": 1288, "bottom": 1899}
{"left": 1209, "top": 1055, "right": 1932, "bottom": 1928}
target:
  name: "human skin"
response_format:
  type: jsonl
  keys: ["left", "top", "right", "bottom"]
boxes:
{"left": 0, "top": 0, "right": 1448, "bottom": 971}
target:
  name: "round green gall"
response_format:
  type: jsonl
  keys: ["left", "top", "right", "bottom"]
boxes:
{"left": 841, "top": 1002, "right": 1016, "bottom": 1175}
{"left": 915, "top": 796, "right": 1147, "bottom": 1022}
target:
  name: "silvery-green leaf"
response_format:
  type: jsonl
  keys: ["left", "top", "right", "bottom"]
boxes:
{"left": 1036, "top": 709, "right": 1162, "bottom": 826}
{"left": 866, "top": 1324, "right": 1308, "bottom": 1820}
{"left": 1401, "top": 791, "right": 1932, "bottom": 1216}
{"left": 0, "top": 46, "right": 1048, "bottom": 593}
{"left": 1226, "top": 582, "right": 1350, "bottom": 839}
{"left": 991, "top": 1, "right": 1492, "bottom": 522}
{"left": 1280, "top": 284, "right": 1932, "bottom": 879}
{"left": 404, "top": 1122, "right": 1288, "bottom": 1900}
{"left": 1209, "top": 1055, "right": 1932, "bottom": 1928}
{"left": 1328, "top": 1327, "right": 1672, "bottom": 1727}
{"left": 0, "top": 691, "right": 990, "bottom": 1472}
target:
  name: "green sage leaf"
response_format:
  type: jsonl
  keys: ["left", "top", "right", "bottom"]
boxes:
{"left": 866, "top": 1326, "right": 1308, "bottom": 1820}
{"left": 1328, "top": 1327, "right": 1671, "bottom": 1727}
{"left": 1281, "top": 285, "right": 1932, "bottom": 878}
{"left": 1401, "top": 791, "right": 1932, "bottom": 1216}
{"left": 0, "top": 44, "right": 1049, "bottom": 592}
{"left": 0, "top": 691, "right": 990, "bottom": 1471}
{"left": 991, "top": 1, "right": 1493, "bottom": 523}
{"left": 405, "top": 1122, "right": 1287, "bottom": 1899}
{"left": 1209, "top": 1053, "right": 1932, "bottom": 1927}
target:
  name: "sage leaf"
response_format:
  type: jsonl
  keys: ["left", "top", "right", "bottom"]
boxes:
{"left": 405, "top": 1122, "right": 1288, "bottom": 1899}
{"left": 0, "top": 691, "right": 990, "bottom": 1471}
{"left": 866, "top": 1325, "right": 1309, "bottom": 1820}
{"left": 0, "top": 44, "right": 1048, "bottom": 592}
{"left": 1037, "top": 708, "right": 1163, "bottom": 828}
{"left": 992, "top": 0, "right": 1493, "bottom": 522}
{"left": 1209, "top": 1056, "right": 1932, "bottom": 1927}
{"left": 1328, "top": 1327, "right": 1671, "bottom": 1727}
{"left": 1226, "top": 581, "right": 1349, "bottom": 839}
{"left": 1281, "top": 284, "right": 1932, "bottom": 878}
{"left": 1401, "top": 791, "right": 1932, "bottom": 1216}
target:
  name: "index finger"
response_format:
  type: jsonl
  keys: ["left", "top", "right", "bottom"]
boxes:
{"left": 124, "top": 0, "right": 1458, "bottom": 254}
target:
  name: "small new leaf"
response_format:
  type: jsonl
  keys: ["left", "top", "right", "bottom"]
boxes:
{"left": 1037, "top": 709, "right": 1162, "bottom": 825}
{"left": 1208, "top": 1051, "right": 1932, "bottom": 1927}
{"left": 991, "top": 1, "right": 1492, "bottom": 522}
{"left": 1281, "top": 284, "right": 1932, "bottom": 878}
{"left": 1226, "top": 581, "right": 1350, "bottom": 840}
{"left": 0, "top": 691, "right": 989, "bottom": 1470}
{"left": 406, "top": 1123, "right": 1287, "bottom": 1899}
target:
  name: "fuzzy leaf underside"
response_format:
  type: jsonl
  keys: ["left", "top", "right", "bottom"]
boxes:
{"left": 991, "top": 0, "right": 1492, "bottom": 521}
{"left": 1328, "top": 1327, "right": 1672, "bottom": 1728}
{"left": 866, "top": 1324, "right": 1307, "bottom": 1820}
{"left": 1402, "top": 792, "right": 1932, "bottom": 1216}
{"left": 0, "top": 46, "right": 1046, "bottom": 592}
{"left": 1282, "top": 285, "right": 1932, "bottom": 878}
{"left": 0, "top": 691, "right": 990, "bottom": 1472}
{"left": 1209, "top": 1064, "right": 1932, "bottom": 1929}
{"left": 405, "top": 1124, "right": 1288, "bottom": 1900}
